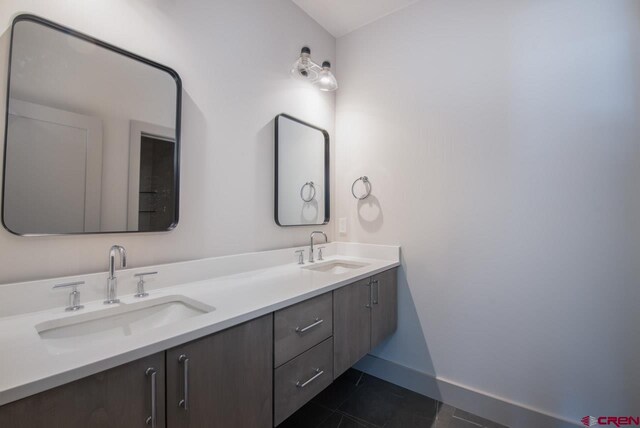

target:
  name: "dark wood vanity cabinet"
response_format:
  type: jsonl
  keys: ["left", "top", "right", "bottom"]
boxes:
{"left": 166, "top": 314, "right": 273, "bottom": 428}
{"left": 0, "top": 269, "right": 397, "bottom": 428}
{"left": 334, "top": 268, "right": 398, "bottom": 378}
{"left": 0, "top": 352, "right": 166, "bottom": 428}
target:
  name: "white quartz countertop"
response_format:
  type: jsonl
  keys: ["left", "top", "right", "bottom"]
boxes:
{"left": 0, "top": 242, "right": 399, "bottom": 406}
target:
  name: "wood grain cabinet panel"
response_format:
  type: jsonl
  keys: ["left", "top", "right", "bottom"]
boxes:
{"left": 166, "top": 314, "right": 273, "bottom": 428}
{"left": 333, "top": 277, "right": 372, "bottom": 379}
{"left": 0, "top": 352, "right": 165, "bottom": 428}
{"left": 274, "top": 338, "right": 333, "bottom": 426}
{"left": 274, "top": 292, "right": 333, "bottom": 367}
{"left": 371, "top": 268, "right": 398, "bottom": 350}
{"left": 333, "top": 268, "right": 398, "bottom": 380}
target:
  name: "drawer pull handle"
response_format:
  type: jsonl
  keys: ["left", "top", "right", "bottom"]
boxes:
{"left": 295, "top": 318, "right": 323, "bottom": 334}
{"left": 296, "top": 368, "right": 324, "bottom": 388}
{"left": 178, "top": 354, "right": 189, "bottom": 410}
{"left": 145, "top": 367, "right": 157, "bottom": 427}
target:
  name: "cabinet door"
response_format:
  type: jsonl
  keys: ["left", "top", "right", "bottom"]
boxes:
{"left": 0, "top": 352, "right": 165, "bottom": 428}
{"left": 166, "top": 314, "right": 273, "bottom": 428}
{"left": 371, "top": 268, "right": 398, "bottom": 350}
{"left": 333, "top": 278, "right": 371, "bottom": 378}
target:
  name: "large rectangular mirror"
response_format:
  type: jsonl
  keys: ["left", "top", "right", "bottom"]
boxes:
{"left": 275, "top": 114, "right": 329, "bottom": 226}
{"left": 2, "top": 15, "right": 181, "bottom": 235}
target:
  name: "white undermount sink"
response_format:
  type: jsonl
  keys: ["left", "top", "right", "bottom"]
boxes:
{"left": 35, "top": 295, "right": 215, "bottom": 354}
{"left": 303, "top": 260, "right": 369, "bottom": 275}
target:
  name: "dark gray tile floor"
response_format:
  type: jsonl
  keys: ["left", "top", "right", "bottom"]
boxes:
{"left": 279, "top": 369, "right": 509, "bottom": 428}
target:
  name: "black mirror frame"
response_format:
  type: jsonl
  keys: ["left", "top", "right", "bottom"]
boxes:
{"left": 2, "top": 14, "right": 182, "bottom": 236}
{"left": 274, "top": 113, "right": 330, "bottom": 227}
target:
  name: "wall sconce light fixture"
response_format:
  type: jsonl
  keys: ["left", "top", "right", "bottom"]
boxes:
{"left": 291, "top": 47, "right": 338, "bottom": 92}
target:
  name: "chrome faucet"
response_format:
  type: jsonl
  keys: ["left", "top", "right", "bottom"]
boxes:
{"left": 309, "top": 231, "right": 328, "bottom": 263}
{"left": 105, "top": 245, "right": 127, "bottom": 304}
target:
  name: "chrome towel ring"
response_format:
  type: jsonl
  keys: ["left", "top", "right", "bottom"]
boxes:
{"left": 351, "top": 176, "right": 372, "bottom": 200}
{"left": 300, "top": 181, "right": 316, "bottom": 202}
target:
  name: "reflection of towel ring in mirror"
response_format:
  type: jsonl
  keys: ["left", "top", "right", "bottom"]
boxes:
{"left": 351, "top": 176, "right": 372, "bottom": 200}
{"left": 300, "top": 181, "right": 316, "bottom": 202}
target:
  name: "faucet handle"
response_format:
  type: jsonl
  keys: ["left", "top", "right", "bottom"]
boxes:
{"left": 134, "top": 271, "right": 158, "bottom": 279}
{"left": 53, "top": 281, "right": 85, "bottom": 311}
{"left": 317, "top": 247, "right": 326, "bottom": 261}
{"left": 53, "top": 281, "right": 84, "bottom": 290}
{"left": 133, "top": 272, "right": 157, "bottom": 298}
{"left": 294, "top": 250, "right": 305, "bottom": 265}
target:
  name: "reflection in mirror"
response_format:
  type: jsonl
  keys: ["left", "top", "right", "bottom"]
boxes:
{"left": 275, "top": 114, "right": 329, "bottom": 226}
{"left": 2, "top": 15, "right": 181, "bottom": 235}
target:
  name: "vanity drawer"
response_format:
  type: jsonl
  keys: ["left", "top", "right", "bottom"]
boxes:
{"left": 274, "top": 292, "right": 333, "bottom": 367}
{"left": 274, "top": 337, "right": 333, "bottom": 426}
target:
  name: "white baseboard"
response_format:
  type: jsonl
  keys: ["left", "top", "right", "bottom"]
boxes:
{"left": 354, "top": 354, "right": 581, "bottom": 428}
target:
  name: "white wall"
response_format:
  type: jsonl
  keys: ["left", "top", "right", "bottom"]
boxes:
{"left": 0, "top": 0, "right": 335, "bottom": 283}
{"left": 336, "top": 0, "right": 640, "bottom": 425}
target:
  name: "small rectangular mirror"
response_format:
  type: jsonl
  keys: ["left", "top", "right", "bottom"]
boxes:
{"left": 2, "top": 15, "right": 181, "bottom": 235}
{"left": 275, "top": 114, "right": 329, "bottom": 226}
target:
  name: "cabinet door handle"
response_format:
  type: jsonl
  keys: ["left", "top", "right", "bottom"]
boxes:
{"left": 372, "top": 280, "right": 379, "bottom": 305}
{"left": 145, "top": 367, "right": 157, "bottom": 427}
{"left": 295, "top": 318, "right": 323, "bottom": 334}
{"left": 296, "top": 368, "right": 324, "bottom": 388}
{"left": 178, "top": 354, "right": 189, "bottom": 410}
{"left": 364, "top": 282, "right": 372, "bottom": 308}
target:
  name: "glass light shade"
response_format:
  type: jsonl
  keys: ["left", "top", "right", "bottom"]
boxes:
{"left": 291, "top": 57, "right": 310, "bottom": 80}
{"left": 315, "top": 68, "right": 338, "bottom": 92}
{"left": 290, "top": 48, "right": 318, "bottom": 81}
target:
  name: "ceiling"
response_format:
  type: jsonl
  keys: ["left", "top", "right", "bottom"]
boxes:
{"left": 292, "top": 0, "right": 421, "bottom": 38}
